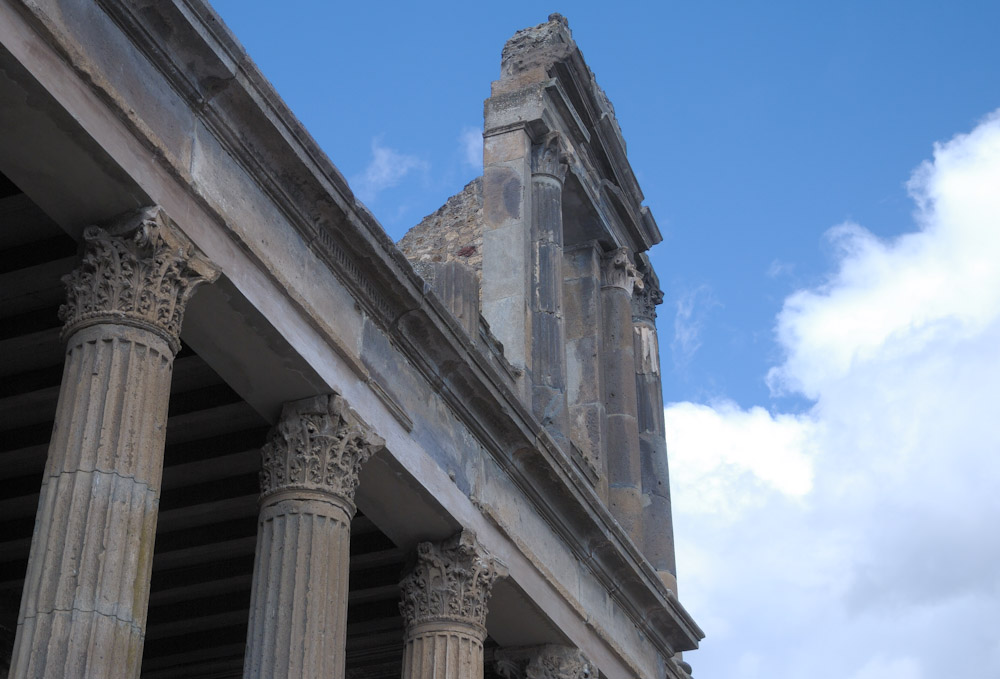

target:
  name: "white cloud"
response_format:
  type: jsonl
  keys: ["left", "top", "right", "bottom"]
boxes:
{"left": 350, "top": 137, "right": 428, "bottom": 203}
{"left": 666, "top": 400, "right": 815, "bottom": 516}
{"left": 668, "top": 110, "right": 1000, "bottom": 678}
{"left": 459, "top": 127, "right": 482, "bottom": 169}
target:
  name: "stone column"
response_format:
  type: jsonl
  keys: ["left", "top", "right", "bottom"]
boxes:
{"left": 243, "top": 394, "right": 384, "bottom": 679}
{"left": 563, "top": 243, "right": 607, "bottom": 498}
{"left": 495, "top": 644, "right": 594, "bottom": 679}
{"left": 600, "top": 247, "right": 644, "bottom": 544}
{"left": 399, "top": 530, "right": 505, "bottom": 679}
{"left": 529, "top": 132, "right": 570, "bottom": 444}
{"left": 9, "top": 208, "right": 217, "bottom": 679}
{"left": 632, "top": 257, "right": 678, "bottom": 592}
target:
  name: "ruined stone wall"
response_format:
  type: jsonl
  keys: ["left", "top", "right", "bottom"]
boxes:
{"left": 397, "top": 177, "right": 484, "bottom": 286}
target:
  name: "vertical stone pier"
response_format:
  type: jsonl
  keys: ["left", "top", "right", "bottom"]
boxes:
{"left": 10, "top": 208, "right": 217, "bottom": 679}
{"left": 495, "top": 644, "right": 594, "bottom": 679}
{"left": 600, "top": 247, "right": 644, "bottom": 544}
{"left": 633, "top": 258, "right": 678, "bottom": 592}
{"left": 530, "top": 132, "right": 570, "bottom": 443}
{"left": 243, "top": 394, "right": 383, "bottom": 679}
{"left": 481, "top": 123, "right": 533, "bottom": 400}
{"left": 399, "top": 530, "right": 505, "bottom": 679}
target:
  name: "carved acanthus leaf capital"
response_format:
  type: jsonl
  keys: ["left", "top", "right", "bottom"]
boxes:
{"left": 59, "top": 206, "right": 218, "bottom": 354}
{"left": 631, "top": 280, "right": 664, "bottom": 320}
{"left": 399, "top": 530, "right": 506, "bottom": 634}
{"left": 531, "top": 132, "right": 569, "bottom": 181}
{"left": 632, "top": 257, "right": 664, "bottom": 321}
{"left": 260, "top": 394, "right": 385, "bottom": 506}
{"left": 601, "top": 247, "right": 643, "bottom": 297}
{"left": 495, "top": 645, "right": 594, "bottom": 679}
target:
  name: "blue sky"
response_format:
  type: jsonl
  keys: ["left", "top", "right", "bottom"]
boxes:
{"left": 211, "top": 2, "right": 1000, "bottom": 677}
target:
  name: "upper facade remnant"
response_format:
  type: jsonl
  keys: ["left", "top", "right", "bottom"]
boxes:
{"left": 402, "top": 12, "right": 681, "bottom": 600}
{"left": 488, "top": 14, "right": 659, "bottom": 253}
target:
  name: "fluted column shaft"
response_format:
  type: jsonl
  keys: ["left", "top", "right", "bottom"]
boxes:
{"left": 402, "top": 621, "right": 486, "bottom": 679}
{"left": 633, "top": 261, "right": 677, "bottom": 592}
{"left": 10, "top": 208, "right": 216, "bottom": 679}
{"left": 530, "top": 133, "right": 570, "bottom": 443}
{"left": 400, "top": 531, "right": 504, "bottom": 679}
{"left": 245, "top": 493, "right": 353, "bottom": 677}
{"left": 562, "top": 244, "right": 607, "bottom": 497}
{"left": 243, "top": 394, "right": 383, "bottom": 679}
{"left": 600, "top": 248, "right": 644, "bottom": 544}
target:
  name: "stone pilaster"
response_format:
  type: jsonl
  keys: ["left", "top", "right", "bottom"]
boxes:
{"left": 399, "top": 530, "right": 505, "bottom": 679}
{"left": 10, "top": 207, "right": 217, "bottom": 679}
{"left": 495, "top": 644, "right": 594, "bottom": 679}
{"left": 243, "top": 394, "right": 384, "bottom": 679}
{"left": 530, "top": 132, "right": 570, "bottom": 444}
{"left": 600, "top": 247, "right": 644, "bottom": 544}
{"left": 632, "top": 257, "right": 677, "bottom": 592}
{"left": 481, "top": 124, "right": 532, "bottom": 400}
{"left": 411, "top": 260, "right": 480, "bottom": 338}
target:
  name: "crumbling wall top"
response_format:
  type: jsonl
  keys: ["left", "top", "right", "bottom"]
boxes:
{"left": 398, "top": 177, "right": 484, "bottom": 284}
{"left": 500, "top": 13, "right": 573, "bottom": 79}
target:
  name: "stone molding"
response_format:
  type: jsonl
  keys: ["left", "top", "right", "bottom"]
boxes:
{"left": 531, "top": 132, "right": 569, "bottom": 182}
{"left": 259, "top": 393, "right": 385, "bottom": 506}
{"left": 674, "top": 658, "right": 694, "bottom": 678}
{"left": 600, "top": 247, "right": 643, "bottom": 296}
{"left": 495, "top": 644, "right": 594, "bottom": 679}
{"left": 399, "top": 530, "right": 505, "bottom": 634}
{"left": 59, "top": 206, "right": 218, "bottom": 354}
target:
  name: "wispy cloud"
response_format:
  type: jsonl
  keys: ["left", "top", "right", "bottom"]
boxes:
{"left": 668, "top": 109, "right": 1000, "bottom": 678}
{"left": 766, "top": 259, "right": 795, "bottom": 279}
{"left": 671, "top": 285, "right": 717, "bottom": 368}
{"left": 459, "top": 127, "right": 482, "bottom": 169}
{"left": 350, "top": 137, "right": 428, "bottom": 204}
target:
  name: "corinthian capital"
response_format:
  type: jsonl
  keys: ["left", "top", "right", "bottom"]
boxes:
{"left": 601, "top": 247, "right": 643, "bottom": 296}
{"left": 399, "top": 530, "right": 506, "bottom": 634}
{"left": 59, "top": 206, "right": 218, "bottom": 354}
{"left": 632, "top": 254, "right": 664, "bottom": 321}
{"left": 259, "top": 394, "right": 385, "bottom": 507}
{"left": 496, "top": 645, "right": 594, "bottom": 679}
{"left": 531, "top": 132, "right": 569, "bottom": 181}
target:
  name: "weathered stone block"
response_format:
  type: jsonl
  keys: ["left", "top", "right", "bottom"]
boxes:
{"left": 483, "top": 165, "right": 524, "bottom": 228}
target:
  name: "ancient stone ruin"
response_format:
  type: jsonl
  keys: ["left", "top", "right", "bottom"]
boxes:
{"left": 0, "top": 5, "right": 701, "bottom": 678}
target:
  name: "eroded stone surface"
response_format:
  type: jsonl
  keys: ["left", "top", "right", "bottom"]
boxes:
{"left": 399, "top": 178, "right": 484, "bottom": 286}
